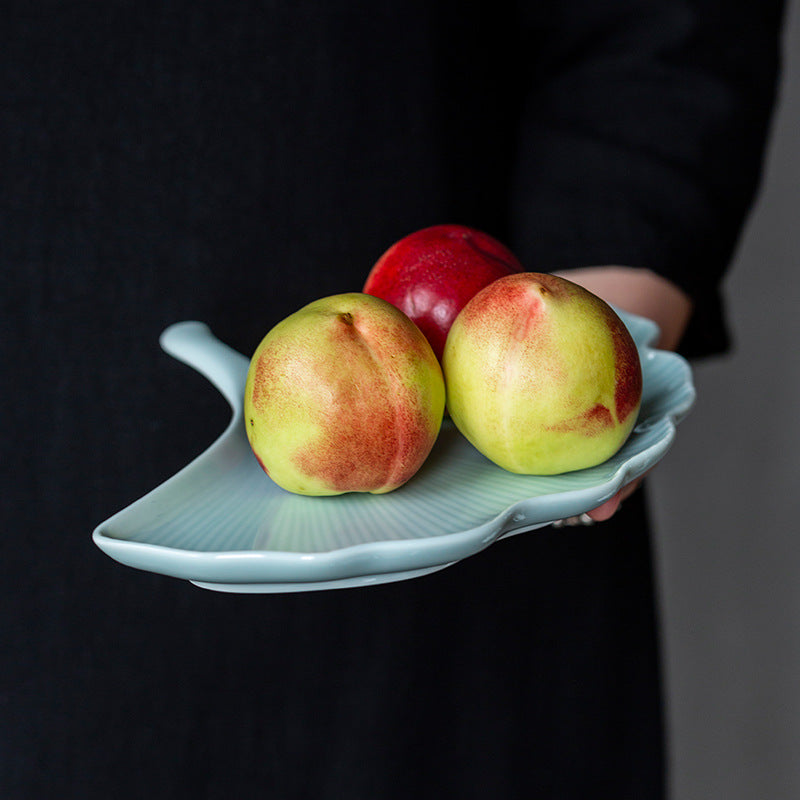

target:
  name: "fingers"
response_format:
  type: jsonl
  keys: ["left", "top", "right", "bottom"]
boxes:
{"left": 586, "top": 478, "right": 642, "bottom": 521}
{"left": 553, "top": 475, "right": 645, "bottom": 528}
{"left": 586, "top": 493, "right": 623, "bottom": 522}
{"left": 552, "top": 513, "right": 595, "bottom": 528}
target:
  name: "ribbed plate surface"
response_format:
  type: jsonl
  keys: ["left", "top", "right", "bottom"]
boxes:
{"left": 92, "top": 311, "right": 694, "bottom": 592}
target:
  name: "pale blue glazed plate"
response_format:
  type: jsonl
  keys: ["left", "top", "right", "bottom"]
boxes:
{"left": 92, "top": 311, "right": 694, "bottom": 593}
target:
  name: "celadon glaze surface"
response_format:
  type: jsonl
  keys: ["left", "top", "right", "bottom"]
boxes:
{"left": 93, "top": 311, "right": 694, "bottom": 592}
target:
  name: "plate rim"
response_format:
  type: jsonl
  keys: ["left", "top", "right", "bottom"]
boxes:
{"left": 91, "top": 310, "right": 694, "bottom": 590}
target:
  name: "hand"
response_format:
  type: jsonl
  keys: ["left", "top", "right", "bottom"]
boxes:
{"left": 552, "top": 471, "right": 650, "bottom": 527}
{"left": 554, "top": 266, "right": 692, "bottom": 351}
{"left": 586, "top": 470, "right": 648, "bottom": 521}
{"left": 552, "top": 266, "right": 692, "bottom": 524}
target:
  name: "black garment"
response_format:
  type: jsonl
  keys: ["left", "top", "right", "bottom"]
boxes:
{"left": 1, "top": 2, "right": 782, "bottom": 798}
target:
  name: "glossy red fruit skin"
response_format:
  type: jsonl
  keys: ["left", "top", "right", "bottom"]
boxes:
{"left": 362, "top": 224, "right": 523, "bottom": 361}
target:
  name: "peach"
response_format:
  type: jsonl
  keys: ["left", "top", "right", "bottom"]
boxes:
{"left": 363, "top": 224, "right": 522, "bottom": 361}
{"left": 244, "top": 293, "right": 445, "bottom": 496}
{"left": 442, "top": 273, "right": 642, "bottom": 475}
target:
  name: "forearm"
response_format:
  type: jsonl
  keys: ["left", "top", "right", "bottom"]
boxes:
{"left": 554, "top": 266, "right": 693, "bottom": 351}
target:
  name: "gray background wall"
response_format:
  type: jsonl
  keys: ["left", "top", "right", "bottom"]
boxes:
{"left": 650, "top": 1, "right": 800, "bottom": 797}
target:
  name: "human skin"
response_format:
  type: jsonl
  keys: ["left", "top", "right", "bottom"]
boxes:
{"left": 555, "top": 266, "right": 693, "bottom": 520}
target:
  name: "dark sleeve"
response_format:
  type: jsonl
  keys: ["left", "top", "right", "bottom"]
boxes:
{"left": 509, "top": 0, "right": 785, "bottom": 357}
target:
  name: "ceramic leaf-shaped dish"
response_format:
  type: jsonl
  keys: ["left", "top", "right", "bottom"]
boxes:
{"left": 92, "top": 311, "right": 694, "bottom": 593}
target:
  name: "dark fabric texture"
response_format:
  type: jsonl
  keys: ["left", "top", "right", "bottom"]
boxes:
{"left": 0, "top": 1, "right": 782, "bottom": 798}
